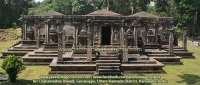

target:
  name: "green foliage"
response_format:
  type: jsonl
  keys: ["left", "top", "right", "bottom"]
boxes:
{"left": 130, "top": 0, "right": 151, "bottom": 14}
{"left": 28, "top": 2, "right": 57, "bottom": 15}
{"left": 0, "top": 0, "right": 36, "bottom": 29}
{"left": 112, "top": 0, "right": 132, "bottom": 15}
{"left": 1, "top": 55, "right": 26, "bottom": 82}
{"left": 72, "top": 0, "right": 94, "bottom": 15}
{"left": 174, "top": 0, "right": 200, "bottom": 37}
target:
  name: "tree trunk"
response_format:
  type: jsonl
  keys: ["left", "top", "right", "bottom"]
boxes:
{"left": 132, "top": 0, "right": 135, "bottom": 14}
{"left": 107, "top": 0, "right": 109, "bottom": 10}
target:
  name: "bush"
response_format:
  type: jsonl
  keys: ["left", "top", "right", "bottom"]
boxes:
{"left": 1, "top": 55, "right": 26, "bottom": 82}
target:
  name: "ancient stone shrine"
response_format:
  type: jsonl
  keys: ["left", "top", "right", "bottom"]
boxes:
{"left": 1, "top": 10, "right": 194, "bottom": 75}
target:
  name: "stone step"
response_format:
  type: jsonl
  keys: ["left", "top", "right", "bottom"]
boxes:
{"left": 28, "top": 54, "right": 57, "bottom": 57}
{"left": 0, "top": 77, "right": 8, "bottom": 81}
{"left": 98, "top": 66, "right": 119, "bottom": 69}
{"left": 99, "top": 72, "right": 121, "bottom": 75}
{"left": 145, "top": 47, "right": 159, "bottom": 49}
{"left": 23, "top": 62, "right": 50, "bottom": 65}
{"left": 106, "top": 51, "right": 118, "bottom": 54}
{"left": 7, "top": 49, "right": 35, "bottom": 51}
{"left": 49, "top": 71, "right": 95, "bottom": 74}
{"left": 1, "top": 56, "right": 23, "bottom": 58}
{"left": 127, "top": 61, "right": 157, "bottom": 64}
{"left": 99, "top": 57, "right": 119, "bottom": 60}
{"left": 147, "top": 54, "right": 175, "bottom": 57}
{"left": 179, "top": 56, "right": 195, "bottom": 58}
{"left": 43, "top": 49, "right": 59, "bottom": 51}
{"left": 99, "top": 54, "right": 118, "bottom": 57}
{"left": 99, "top": 69, "right": 120, "bottom": 72}
{"left": 96, "top": 63, "right": 121, "bottom": 66}
{"left": 2, "top": 52, "right": 28, "bottom": 56}
{"left": 96, "top": 60, "right": 120, "bottom": 63}
{"left": 35, "top": 51, "right": 58, "bottom": 54}
{"left": 13, "top": 46, "right": 36, "bottom": 49}
{"left": 161, "top": 62, "right": 183, "bottom": 65}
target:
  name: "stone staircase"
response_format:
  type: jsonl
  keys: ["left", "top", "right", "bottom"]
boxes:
{"left": 95, "top": 51, "right": 122, "bottom": 76}
{"left": 22, "top": 48, "right": 58, "bottom": 65}
{"left": 147, "top": 50, "right": 182, "bottom": 64}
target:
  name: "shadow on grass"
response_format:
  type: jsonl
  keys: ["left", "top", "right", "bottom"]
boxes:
{"left": 176, "top": 74, "right": 200, "bottom": 85}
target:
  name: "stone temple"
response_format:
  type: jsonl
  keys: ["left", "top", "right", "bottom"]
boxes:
{"left": 1, "top": 10, "right": 194, "bottom": 75}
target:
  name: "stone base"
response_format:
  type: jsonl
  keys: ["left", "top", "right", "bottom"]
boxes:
{"left": 49, "top": 55, "right": 165, "bottom": 74}
{"left": 165, "top": 47, "right": 194, "bottom": 58}
{"left": 1, "top": 43, "right": 36, "bottom": 58}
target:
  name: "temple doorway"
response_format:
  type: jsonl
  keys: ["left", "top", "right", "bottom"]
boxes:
{"left": 101, "top": 26, "right": 111, "bottom": 45}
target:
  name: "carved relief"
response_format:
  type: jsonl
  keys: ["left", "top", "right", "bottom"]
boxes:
{"left": 94, "top": 30, "right": 99, "bottom": 43}
{"left": 147, "top": 29, "right": 155, "bottom": 43}
{"left": 113, "top": 29, "right": 119, "bottom": 44}
{"left": 126, "top": 28, "right": 134, "bottom": 46}
{"left": 63, "top": 25, "right": 75, "bottom": 44}
{"left": 80, "top": 28, "right": 87, "bottom": 36}
{"left": 78, "top": 28, "right": 88, "bottom": 46}
{"left": 27, "top": 26, "right": 34, "bottom": 40}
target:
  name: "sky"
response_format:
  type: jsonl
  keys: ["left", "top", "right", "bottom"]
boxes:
{"left": 35, "top": 0, "right": 44, "bottom": 2}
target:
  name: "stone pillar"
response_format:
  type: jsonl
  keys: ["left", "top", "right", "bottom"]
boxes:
{"left": 58, "top": 32, "right": 63, "bottom": 61}
{"left": 143, "top": 25, "right": 148, "bottom": 44}
{"left": 62, "top": 30, "right": 66, "bottom": 54}
{"left": 97, "top": 23, "right": 100, "bottom": 45}
{"left": 34, "top": 22, "right": 37, "bottom": 41}
{"left": 36, "top": 27, "right": 40, "bottom": 48}
{"left": 46, "top": 21, "right": 49, "bottom": 44}
{"left": 44, "top": 21, "right": 48, "bottom": 43}
{"left": 123, "top": 33, "right": 128, "bottom": 62}
{"left": 160, "top": 23, "right": 165, "bottom": 41}
{"left": 168, "top": 29, "right": 174, "bottom": 54}
{"left": 134, "top": 26, "right": 139, "bottom": 48}
{"left": 111, "top": 24, "right": 113, "bottom": 45}
{"left": 22, "top": 21, "right": 27, "bottom": 40}
{"left": 76, "top": 27, "right": 79, "bottom": 47}
{"left": 87, "top": 21, "right": 92, "bottom": 61}
{"left": 120, "top": 22, "right": 124, "bottom": 47}
{"left": 74, "top": 22, "right": 79, "bottom": 47}
{"left": 182, "top": 27, "right": 187, "bottom": 50}
{"left": 24, "top": 21, "right": 27, "bottom": 40}
{"left": 154, "top": 26, "right": 159, "bottom": 43}
{"left": 174, "top": 32, "right": 178, "bottom": 46}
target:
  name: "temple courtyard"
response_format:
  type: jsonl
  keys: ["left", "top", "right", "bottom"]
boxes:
{"left": 0, "top": 37, "right": 199, "bottom": 85}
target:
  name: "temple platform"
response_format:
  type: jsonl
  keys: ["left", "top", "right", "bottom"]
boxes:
{"left": 49, "top": 53, "right": 165, "bottom": 74}
{"left": 1, "top": 42, "right": 37, "bottom": 58}
{"left": 22, "top": 48, "right": 58, "bottom": 65}
{"left": 146, "top": 50, "right": 182, "bottom": 65}
{"left": 165, "top": 46, "right": 194, "bottom": 58}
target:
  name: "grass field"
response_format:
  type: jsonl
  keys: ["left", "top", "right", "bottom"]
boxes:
{"left": 0, "top": 38, "right": 199, "bottom": 85}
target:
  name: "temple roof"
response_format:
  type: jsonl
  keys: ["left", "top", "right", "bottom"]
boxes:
{"left": 37, "top": 10, "right": 64, "bottom": 16}
{"left": 86, "top": 9, "right": 122, "bottom": 16}
{"left": 129, "top": 11, "right": 159, "bottom": 18}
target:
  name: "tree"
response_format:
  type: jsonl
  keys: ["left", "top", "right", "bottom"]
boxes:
{"left": 28, "top": 0, "right": 57, "bottom": 15}
{"left": 132, "top": 0, "right": 150, "bottom": 14}
{"left": 112, "top": 0, "right": 132, "bottom": 15}
{"left": 72, "top": 0, "right": 95, "bottom": 15}
{"left": 1, "top": 55, "right": 26, "bottom": 82}
{"left": 174, "top": 0, "right": 200, "bottom": 37}
{"left": 0, "top": 0, "right": 35, "bottom": 29}
{"left": 155, "top": 0, "right": 169, "bottom": 16}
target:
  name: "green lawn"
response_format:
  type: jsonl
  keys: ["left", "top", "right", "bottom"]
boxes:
{"left": 0, "top": 40, "right": 199, "bottom": 85}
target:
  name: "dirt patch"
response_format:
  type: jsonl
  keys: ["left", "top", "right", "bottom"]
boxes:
{"left": 0, "top": 29, "right": 20, "bottom": 42}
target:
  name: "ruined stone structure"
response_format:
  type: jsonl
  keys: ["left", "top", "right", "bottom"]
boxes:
{"left": 1, "top": 10, "right": 194, "bottom": 75}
